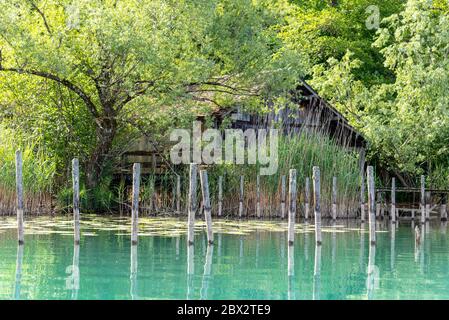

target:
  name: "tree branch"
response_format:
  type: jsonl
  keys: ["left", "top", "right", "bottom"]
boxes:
{"left": 27, "top": 0, "right": 53, "bottom": 36}
{"left": 0, "top": 66, "right": 99, "bottom": 117}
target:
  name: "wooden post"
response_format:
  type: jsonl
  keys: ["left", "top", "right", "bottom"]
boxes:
{"left": 288, "top": 169, "right": 297, "bottom": 246}
{"left": 376, "top": 191, "right": 380, "bottom": 219}
{"left": 441, "top": 194, "right": 447, "bottom": 222}
{"left": 218, "top": 176, "right": 223, "bottom": 217}
{"left": 187, "top": 164, "right": 197, "bottom": 245}
{"left": 305, "top": 177, "right": 310, "bottom": 220}
{"left": 313, "top": 167, "right": 322, "bottom": 245}
{"left": 420, "top": 175, "right": 425, "bottom": 224}
{"left": 256, "top": 175, "right": 261, "bottom": 219}
{"left": 332, "top": 176, "right": 337, "bottom": 220}
{"left": 359, "top": 149, "right": 366, "bottom": 222}
{"left": 176, "top": 175, "right": 181, "bottom": 214}
{"left": 391, "top": 177, "right": 396, "bottom": 223}
{"left": 72, "top": 158, "right": 80, "bottom": 245}
{"left": 425, "top": 191, "right": 431, "bottom": 221}
{"left": 280, "top": 175, "right": 286, "bottom": 219}
{"left": 367, "top": 166, "right": 376, "bottom": 245}
{"left": 239, "top": 175, "right": 244, "bottom": 218}
{"left": 360, "top": 168, "right": 366, "bottom": 222}
{"left": 131, "top": 163, "right": 141, "bottom": 245}
{"left": 200, "top": 170, "right": 214, "bottom": 245}
{"left": 15, "top": 150, "right": 24, "bottom": 245}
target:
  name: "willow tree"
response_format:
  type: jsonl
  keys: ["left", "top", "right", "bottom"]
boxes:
{"left": 0, "top": 0, "right": 304, "bottom": 190}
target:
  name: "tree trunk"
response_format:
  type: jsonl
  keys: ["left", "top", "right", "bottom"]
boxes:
{"left": 85, "top": 116, "right": 117, "bottom": 190}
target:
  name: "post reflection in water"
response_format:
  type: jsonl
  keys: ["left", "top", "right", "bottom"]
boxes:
{"left": 175, "top": 236, "right": 180, "bottom": 260}
{"left": 360, "top": 223, "right": 365, "bottom": 272}
{"left": 217, "top": 233, "right": 222, "bottom": 257}
{"left": 331, "top": 222, "right": 337, "bottom": 268}
{"left": 13, "top": 244, "right": 24, "bottom": 300}
{"left": 130, "top": 244, "right": 137, "bottom": 300}
{"left": 287, "top": 245, "right": 295, "bottom": 300}
{"left": 71, "top": 244, "right": 80, "bottom": 300}
{"left": 390, "top": 222, "right": 396, "bottom": 270}
{"left": 186, "top": 245, "right": 194, "bottom": 300}
{"left": 312, "top": 245, "right": 321, "bottom": 300}
{"left": 366, "top": 244, "right": 377, "bottom": 300}
{"left": 441, "top": 221, "right": 447, "bottom": 235}
{"left": 304, "top": 223, "right": 310, "bottom": 262}
{"left": 255, "top": 230, "right": 260, "bottom": 268}
{"left": 200, "top": 245, "right": 214, "bottom": 300}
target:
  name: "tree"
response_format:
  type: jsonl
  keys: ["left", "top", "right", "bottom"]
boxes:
{"left": 0, "top": 0, "right": 305, "bottom": 190}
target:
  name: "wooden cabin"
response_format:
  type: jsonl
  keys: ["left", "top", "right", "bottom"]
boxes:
{"left": 118, "top": 81, "right": 366, "bottom": 175}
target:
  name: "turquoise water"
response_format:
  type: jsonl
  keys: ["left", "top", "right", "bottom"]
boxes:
{"left": 0, "top": 216, "right": 448, "bottom": 300}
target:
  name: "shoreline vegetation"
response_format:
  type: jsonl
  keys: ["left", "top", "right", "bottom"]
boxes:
{"left": 0, "top": 128, "right": 362, "bottom": 217}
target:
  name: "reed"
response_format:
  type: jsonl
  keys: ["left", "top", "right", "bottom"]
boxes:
{"left": 0, "top": 126, "right": 56, "bottom": 215}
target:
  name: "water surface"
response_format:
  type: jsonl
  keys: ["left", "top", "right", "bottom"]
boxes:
{"left": 0, "top": 215, "right": 448, "bottom": 299}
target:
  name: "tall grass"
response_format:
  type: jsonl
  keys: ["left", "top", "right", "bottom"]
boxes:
{"left": 0, "top": 125, "right": 56, "bottom": 215}
{"left": 205, "top": 132, "right": 362, "bottom": 218}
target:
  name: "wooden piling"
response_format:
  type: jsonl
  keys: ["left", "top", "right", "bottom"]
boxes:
{"left": 425, "top": 191, "right": 430, "bottom": 221}
{"left": 280, "top": 175, "right": 286, "bottom": 219}
{"left": 305, "top": 177, "right": 310, "bottom": 220}
{"left": 200, "top": 170, "right": 214, "bottom": 245}
{"left": 187, "top": 164, "right": 197, "bottom": 245}
{"left": 131, "top": 163, "right": 141, "bottom": 245}
{"left": 420, "top": 175, "right": 426, "bottom": 224}
{"left": 313, "top": 167, "right": 322, "bottom": 245}
{"left": 441, "top": 194, "right": 447, "bottom": 222}
{"left": 256, "top": 175, "right": 261, "bottom": 219}
{"left": 176, "top": 175, "right": 181, "bottom": 214}
{"left": 288, "top": 169, "right": 297, "bottom": 246}
{"left": 15, "top": 150, "right": 24, "bottom": 245}
{"left": 332, "top": 176, "right": 337, "bottom": 220}
{"left": 72, "top": 158, "right": 80, "bottom": 245}
{"left": 367, "top": 166, "right": 376, "bottom": 245}
{"left": 239, "top": 175, "right": 244, "bottom": 218}
{"left": 218, "top": 176, "right": 223, "bottom": 217}
{"left": 391, "top": 177, "right": 396, "bottom": 223}
{"left": 374, "top": 192, "right": 381, "bottom": 218}
{"left": 360, "top": 169, "right": 366, "bottom": 222}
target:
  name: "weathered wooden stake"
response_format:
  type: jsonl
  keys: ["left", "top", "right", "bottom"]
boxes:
{"left": 313, "top": 167, "right": 322, "bottom": 245}
{"left": 15, "top": 150, "right": 24, "bottom": 245}
{"left": 425, "top": 191, "right": 431, "bottom": 221}
{"left": 256, "top": 175, "right": 261, "bottom": 219}
{"left": 360, "top": 169, "right": 366, "bottom": 222}
{"left": 239, "top": 175, "right": 244, "bottom": 218}
{"left": 288, "top": 169, "right": 297, "bottom": 246}
{"left": 280, "top": 175, "right": 286, "bottom": 219}
{"left": 332, "top": 176, "right": 337, "bottom": 220}
{"left": 441, "top": 194, "right": 447, "bottom": 222}
{"left": 391, "top": 177, "right": 396, "bottom": 223}
{"left": 187, "top": 164, "right": 197, "bottom": 245}
{"left": 376, "top": 191, "right": 380, "bottom": 219}
{"left": 200, "top": 170, "right": 214, "bottom": 245}
{"left": 176, "top": 175, "right": 181, "bottom": 214}
{"left": 305, "top": 177, "right": 310, "bottom": 220}
{"left": 218, "top": 176, "right": 223, "bottom": 217}
{"left": 420, "top": 175, "right": 426, "bottom": 224}
{"left": 131, "top": 163, "right": 141, "bottom": 245}
{"left": 367, "top": 166, "right": 376, "bottom": 245}
{"left": 72, "top": 158, "right": 80, "bottom": 244}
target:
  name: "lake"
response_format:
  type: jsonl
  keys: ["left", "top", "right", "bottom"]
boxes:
{"left": 0, "top": 215, "right": 448, "bottom": 299}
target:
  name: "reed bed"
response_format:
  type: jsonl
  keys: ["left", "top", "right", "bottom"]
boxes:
{"left": 0, "top": 126, "right": 56, "bottom": 215}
